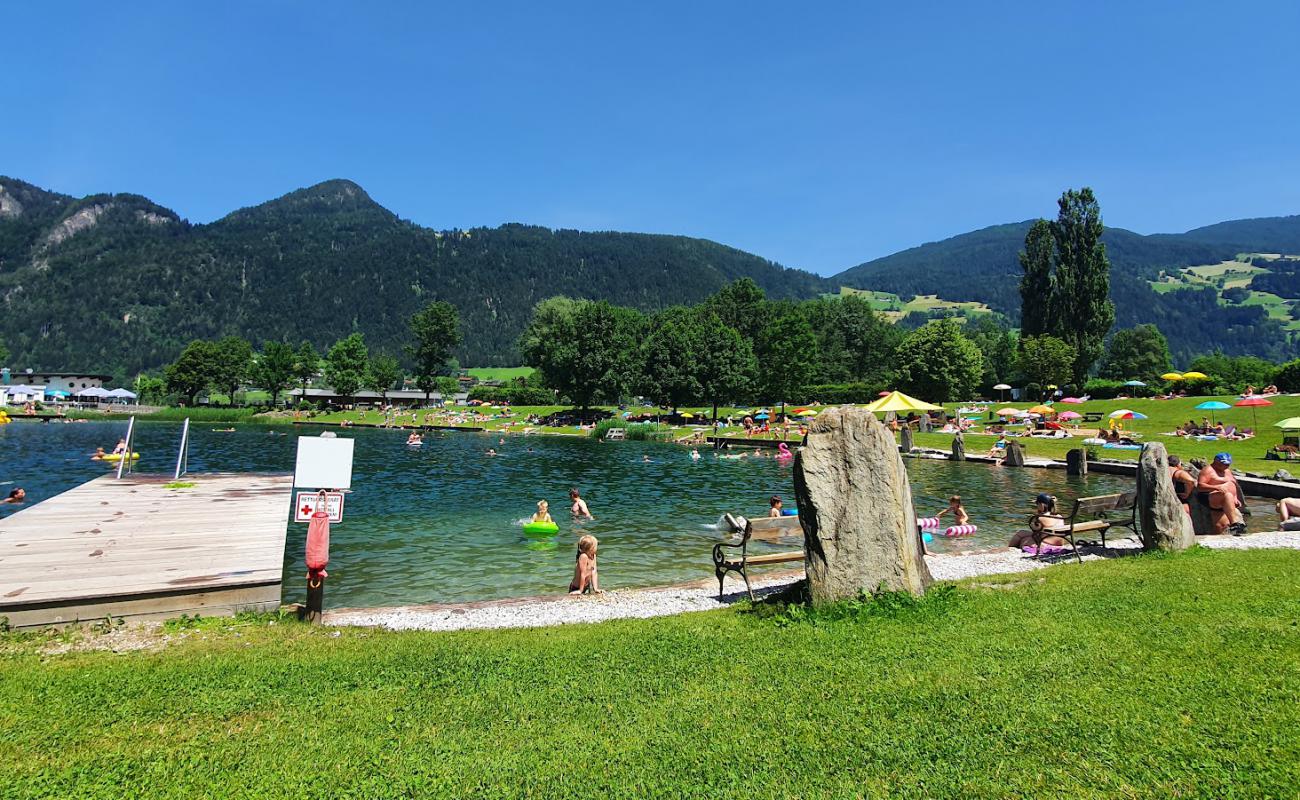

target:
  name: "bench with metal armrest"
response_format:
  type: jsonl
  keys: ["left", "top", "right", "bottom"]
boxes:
{"left": 1037, "top": 492, "right": 1137, "bottom": 562}
{"left": 712, "top": 514, "right": 804, "bottom": 600}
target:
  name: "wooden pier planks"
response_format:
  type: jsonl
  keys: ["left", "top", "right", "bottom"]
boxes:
{"left": 0, "top": 473, "right": 293, "bottom": 627}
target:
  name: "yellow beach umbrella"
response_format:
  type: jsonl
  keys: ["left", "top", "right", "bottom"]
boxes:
{"left": 1182, "top": 371, "right": 1209, "bottom": 380}
{"left": 862, "top": 390, "right": 942, "bottom": 413}
{"left": 1274, "top": 417, "right": 1300, "bottom": 430}
{"left": 1028, "top": 404, "right": 1055, "bottom": 415}
{"left": 1161, "top": 372, "right": 1184, "bottom": 381}
{"left": 679, "top": 412, "right": 694, "bottom": 419}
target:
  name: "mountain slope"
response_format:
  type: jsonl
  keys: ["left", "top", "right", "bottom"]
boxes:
{"left": 0, "top": 178, "right": 827, "bottom": 374}
{"left": 832, "top": 216, "right": 1300, "bottom": 364}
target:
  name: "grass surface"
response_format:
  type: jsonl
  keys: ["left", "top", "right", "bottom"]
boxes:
{"left": 465, "top": 366, "right": 536, "bottom": 381}
{"left": 2, "top": 549, "right": 1298, "bottom": 798}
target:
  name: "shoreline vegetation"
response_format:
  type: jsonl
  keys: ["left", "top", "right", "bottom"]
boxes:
{"left": 4, "top": 548, "right": 1299, "bottom": 797}
{"left": 12, "top": 392, "right": 1299, "bottom": 472}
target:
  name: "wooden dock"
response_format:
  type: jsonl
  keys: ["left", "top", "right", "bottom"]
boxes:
{"left": 0, "top": 473, "right": 293, "bottom": 628}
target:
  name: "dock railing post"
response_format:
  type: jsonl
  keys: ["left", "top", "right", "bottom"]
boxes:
{"left": 174, "top": 418, "right": 191, "bottom": 480}
{"left": 116, "top": 416, "right": 136, "bottom": 480}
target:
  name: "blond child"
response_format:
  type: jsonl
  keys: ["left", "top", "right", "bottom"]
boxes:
{"left": 531, "top": 500, "right": 553, "bottom": 524}
{"left": 569, "top": 535, "right": 601, "bottom": 595}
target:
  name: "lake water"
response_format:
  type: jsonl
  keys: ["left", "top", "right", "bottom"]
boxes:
{"left": 0, "top": 420, "right": 1138, "bottom": 608}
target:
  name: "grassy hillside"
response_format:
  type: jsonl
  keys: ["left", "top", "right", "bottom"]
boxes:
{"left": 2, "top": 549, "right": 1297, "bottom": 798}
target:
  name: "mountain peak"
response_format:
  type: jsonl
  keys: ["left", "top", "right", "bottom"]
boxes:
{"left": 217, "top": 178, "right": 389, "bottom": 224}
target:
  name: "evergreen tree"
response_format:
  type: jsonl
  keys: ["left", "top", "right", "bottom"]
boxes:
{"left": 407, "top": 301, "right": 462, "bottom": 403}
{"left": 366, "top": 354, "right": 403, "bottom": 402}
{"left": 1051, "top": 188, "right": 1115, "bottom": 383}
{"left": 0, "top": 339, "right": 8, "bottom": 366}
{"left": 255, "top": 341, "right": 297, "bottom": 406}
{"left": 1018, "top": 219, "right": 1055, "bottom": 338}
{"left": 324, "top": 333, "right": 369, "bottom": 402}
{"left": 1098, "top": 325, "right": 1171, "bottom": 382}
{"left": 293, "top": 341, "right": 320, "bottom": 405}
{"left": 894, "top": 319, "right": 983, "bottom": 402}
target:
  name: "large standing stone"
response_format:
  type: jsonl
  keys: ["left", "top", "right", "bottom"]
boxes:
{"left": 1003, "top": 439, "right": 1026, "bottom": 467}
{"left": 899, "top": 425, "right": 914, "bottom": 454}
{"left": 950, "top": 430, "right": 965, "bottom": 461}
{"left": 793, "top": 407, "right": 932, "bottom": 603}
{"left": 1136, "top": 443, "right": 1194, "bottom": 550}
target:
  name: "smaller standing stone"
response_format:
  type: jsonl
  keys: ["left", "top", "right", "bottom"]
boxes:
{"left": 949, "top": 430, "right": 965, "bottom": 461}
{"left": 1185, "top": 462, "right": 1216, "bottom": 536}
{"left": 900, "top": 425, "right": 914, "bottom": 453}
{"left": 918, "top": 414, "right": 932, "bottom": 433}
{"left": 1137, "top": 442, "right": 1194, "bottom": 550}
{"left": 1066, "top": 448, "right": 1088, "bottom": 476}
{"left": 1003, "top": 439, "right": 1026, "bottom": 467}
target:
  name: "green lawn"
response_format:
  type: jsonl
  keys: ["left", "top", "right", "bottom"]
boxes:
{"left": 936, "top": 393, "right": 1300, "bottom": 472}
{"left": 2, "top": 549, "right": 1298, "bottom": 797}
{"left": 465, "top": 366, "right": 536, "bottom": 382}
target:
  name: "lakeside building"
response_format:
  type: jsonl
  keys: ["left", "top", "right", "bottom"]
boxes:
{"left": 1, "top": 369, "right": 113, "bottom": 393}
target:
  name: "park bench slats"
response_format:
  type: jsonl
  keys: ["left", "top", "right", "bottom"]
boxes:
{"left": 1040, "top": 491, "right": 1137, "bottom": 562}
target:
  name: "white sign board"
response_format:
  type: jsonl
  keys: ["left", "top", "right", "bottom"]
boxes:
{"left": 294, "top": 491, "right": 345, "bottom": 522}
{"left": 293, "top": 436, "right": 354, "bottom": 489}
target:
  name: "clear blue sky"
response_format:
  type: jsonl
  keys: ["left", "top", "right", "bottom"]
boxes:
{"left": 4, "top": 1, "right": 1298, "bottom": 274}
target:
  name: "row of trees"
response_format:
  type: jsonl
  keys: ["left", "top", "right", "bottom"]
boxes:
{"left": 161, "top": 301, "right": 462, "bottom": 405}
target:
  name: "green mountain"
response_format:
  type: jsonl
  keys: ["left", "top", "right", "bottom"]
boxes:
{"left": 0, "top": 177, "right": 826, "bottom": 374}
{"left": 832, "top": 217, "right": 1300, "bottom": 365}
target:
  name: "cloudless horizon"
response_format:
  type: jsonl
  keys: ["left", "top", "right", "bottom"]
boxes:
{"left": 4, "top": 1, "right": 1299, "bottom": 275}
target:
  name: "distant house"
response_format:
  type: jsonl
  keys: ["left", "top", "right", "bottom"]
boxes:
{"left": 6, "top": 370, "right": 113, "bottom": 393}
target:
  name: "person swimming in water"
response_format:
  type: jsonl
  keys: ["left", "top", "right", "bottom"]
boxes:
{"left": 690, "top": 448, "right": 701, "bottom": 460}
{"left": 2, "top": 487, "right": 26, "bottom": 505}
{"left": 91, "top": 447, "right": 107, "bottom": 460}
{"left": 486, "top": 448, "right": 497, "bottom": 457}
{"left": 768, "top": 495, "right": 783, "bottom": 518}
{"left": 531, "top": 500, "right": 553, "bottom": 524}
{"left": 570, "top": 487, "right": 593, "bottom": 520}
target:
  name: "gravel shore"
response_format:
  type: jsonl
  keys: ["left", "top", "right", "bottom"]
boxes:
{"left": 324, "top": 531, "right": 1300, "bottom": 633}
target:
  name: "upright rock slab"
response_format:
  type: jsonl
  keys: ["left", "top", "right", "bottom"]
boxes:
{"left": 1136, "top": 442, "right": 1194, "bottom": 551}
{"left": 793, "top": 407, "right": 933, "bottom": 603}
{"left": 899, "top": 425, "right": 914, "bottom": 454}
{"left": 950, "top": 431, "right": 966, "bottom": 461}
{"left": 1003, "top": 440, "right": 1026, "bottom": 467}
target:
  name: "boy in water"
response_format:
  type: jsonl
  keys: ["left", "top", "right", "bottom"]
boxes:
{"left": 569, "top": 535, "right": 601, "bottom": 594}
{"left": 768, "top": 495, "right": 784, "bottom": 518}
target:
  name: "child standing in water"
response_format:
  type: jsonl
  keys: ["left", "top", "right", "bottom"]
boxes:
{"left": 935, "top": 495, "right": 969, "bottom": 527}
{"left": 531, "top": 500, "right": 553, "bottom": 524}
{"left": 569, "top": 535, "right": 601, "bottom": 595}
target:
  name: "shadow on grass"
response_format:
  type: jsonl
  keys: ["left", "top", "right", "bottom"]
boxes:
{"left": 740, "top": 579, "right": 964, "bottom": 627}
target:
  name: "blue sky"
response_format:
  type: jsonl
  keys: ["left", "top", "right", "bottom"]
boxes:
{"left": 4, "top": 1, "right": 1298, "bottom": 274}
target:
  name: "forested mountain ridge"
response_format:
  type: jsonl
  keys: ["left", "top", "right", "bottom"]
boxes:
{"left": 833, "top": 216, "right": 1300, "bottom": 364}
{"left": 0, "top": 177, "right": 827, "bottom": 374}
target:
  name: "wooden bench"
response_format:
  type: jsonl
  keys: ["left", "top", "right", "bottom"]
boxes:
{"left": 712, "top": 515, "right": 804, "bottom": 600}
{"left": 1038, "top": 492, "right": 1137, "bottom": 562}
{"left": 1083, "top": 412, "right": 1104, "bottom": 423}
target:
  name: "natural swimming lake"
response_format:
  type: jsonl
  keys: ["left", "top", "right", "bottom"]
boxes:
{"left": 1, "top": 420, "right": 1141, "bottom": 608}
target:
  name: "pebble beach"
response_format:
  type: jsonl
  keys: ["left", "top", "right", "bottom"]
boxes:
{"left": 324, "top": 530, "right": 1300, "bottom": 633}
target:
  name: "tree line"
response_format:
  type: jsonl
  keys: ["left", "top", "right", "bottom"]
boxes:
{"left": 158, "top": 301, "right": 462, "bottom": 406}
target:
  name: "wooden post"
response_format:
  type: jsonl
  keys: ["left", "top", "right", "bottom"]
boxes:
{"left": 304, "top": 574, "right": 325, "bottom": 623}
{"left": 1066, "top": 448, "right": 1088, "bottom": 476}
